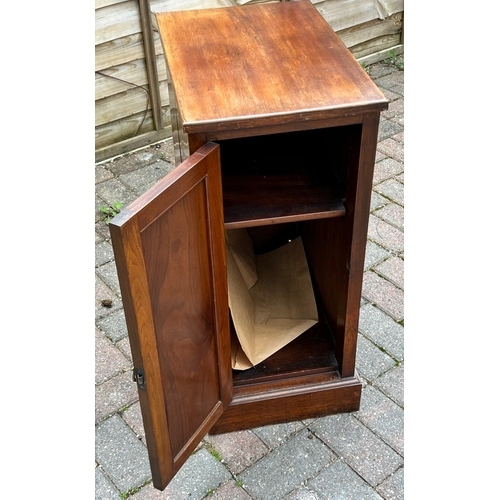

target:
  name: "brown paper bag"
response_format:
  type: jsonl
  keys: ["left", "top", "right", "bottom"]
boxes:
{"left": 226, "top": 229, "right": 318, "bottom": 370}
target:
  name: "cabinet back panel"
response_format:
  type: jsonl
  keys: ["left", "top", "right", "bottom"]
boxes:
{"left": 219, "top": 126, "right": 358, "bottom": 193}
{"left": 218, "top": 126, "right": 361, "bottom": 227}
{"left": 242, "top": 222, "right": 345, "bottom": 323}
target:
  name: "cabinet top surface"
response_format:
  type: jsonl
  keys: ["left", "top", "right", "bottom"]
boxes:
{"left": 156, "top": 0, "right": 388, "bottom": 133}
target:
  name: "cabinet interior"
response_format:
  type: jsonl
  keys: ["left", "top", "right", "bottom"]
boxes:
{"left": 227, "top": 216, "right": 350, "bottom": 390}
{"left": 218, "top": 125, "right": 361, "bottom": 229}
{"left": 229, "top": 232, "right": 340, "bottom": 390}
{"left": 217, "top": 124, "right": 361, "bottom": 391}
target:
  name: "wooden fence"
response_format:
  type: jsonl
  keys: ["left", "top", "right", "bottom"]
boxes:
{"left": 95, "top": 0, "right": 403, "bottom": 162}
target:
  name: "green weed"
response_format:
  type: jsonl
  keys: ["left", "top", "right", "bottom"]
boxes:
{"left": 120, "top": 487, "right": 140, "bottom": 499}
{"left": 99, "top": 202, "right": 123, "bottom": 225}
{"left": 209, "top": 448, "right": 222, "bottom": 462}
{"left": 384, "top": 50, "right": 404, "bottom": 70}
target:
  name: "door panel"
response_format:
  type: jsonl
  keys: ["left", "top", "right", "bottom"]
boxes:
{"left": 109, "top": 142, "right": 231, "bottom": 490}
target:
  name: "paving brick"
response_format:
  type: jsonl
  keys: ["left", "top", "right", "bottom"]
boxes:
{"left": 356, "top": 385, "right": 404, "bottom": 456}
{"left": 212, "top": 480, "right": 254, "bottom": 500}
{"left": 368, "top": 215, "right": 404, "bottom": 254}
{"left": 370, "top": 191, "right": 389, "bottom": 212}
{"left": 391, "top": 84, "right": 403, "bottom": 96}
{"left": 374, "top": 179, "right": 404, "bottom": 206}
{"left": 310, "top": 414, "right": 403, "bottom": 487}
{"left": 106, "top": 150, "right": 158, "bottom": 175}
{"left": 378, "top": 87, "right": 401, "bottom": 103}
{"left": 239, "top": 429, "right": 335, "bottom": 500}
{"left": 96, "top": 164, "right": 115, "bottom": 184}
{"left": 95, "top": 240, "right": 115, "bottom": 267}
{"left": 373, "top": 363, "right": 404, "bottom": 407}
{"left": 205, "top": 429, "right": 269, "bottom": 474}
{"left": 106, "top": 141, "right": 174, "bottom": 176}
{"left": 376, "top": 467, "right": 404, "bottom": 500}
{"left": 122, "top": 401, "right": 147, "bottom": 444}
{"left": 282, "top": 486, "right": 320, "bottom": 500}
{"left": 96, "top": 195, "right": 108, "bottom": 223}
{"left": 95, "top": 370, "right": 138, "bottom": 422}
{"left": 383, "top": 98, "right": 404, "bottom": 120}
{"left": 252, "top": 420, "right": 306, "bottom": 448}
{"left": 392, "top": 131, "right": 404, "bottom": 143}
{"left": 95, "top": 275, "right": 122, "bottom": 320}
{"left": 120, "top": 161, "right": 175, "bottom": 196}
{"left": 95, "top": 327, "right": 131, "bottom": 384}
{"left": 368, "top": 63, "right": 393, "bottom": 79}
{"left": 96, "top": 230, "right": 105, "bottom": 244}
{"left": 95, "top": 219, "right": 111, "bottom": 240}
{"left": 364, "top": 241, "right": 390, "bottom": 271}
{"left": 373, "top": 158, "right": 404, "bottom": 185}
{"left": 95, "top": 415, "right": 151, "bottom": 493}
{"left": 392, "top": 114, "right": 404, "bottom": 126}
{"left": 159, "top": 448, "right": 231, "bottom": 500}
{"left": 130, "top": 475, "right": 239, "bottom": 500}
{"left": 362, "top": 271, "right": 404, "bottom": 322}
{"left": 95, "top": 467, "right": 122, "bottom": 500}
{"left": 377, "top": 119, "right": 403, "bottom": 142}
{"left": 374, "top": 71, "right": 404, "bottom": 92}
{"left": 95, "top": 177, "right": 137, "bottom": 208}
{"left": 96, "top": 260, "right": 121, "bottom": 296}
{"left": 308, "top": 460, "right": 384, "bottom": 500}
{"left": 359, "top": 304, "right": 404, "bottom": 361}
{"left": 377, "top": 138, "right": 404, "bottom": 163}
{"left": 373, "top": 203, "right": 404, "bottom": 231}
{"left": 96, "top": 307, "right": 128, "bottom": 342}
{"left": 121, "top": 482, "right": 162, "bottom": 499}
{"left": 356, "top": 334, "right": 396, "bottom": 381}
{"left": 117, "top": 335, "right": 133, "bottom": 360}
{"left": 375, "top": 256, "right": 404, "bottom": 289}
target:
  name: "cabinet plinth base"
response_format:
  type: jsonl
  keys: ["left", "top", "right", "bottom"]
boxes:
{"left": 209, "top": 375, "right": 362, "bottom": 434}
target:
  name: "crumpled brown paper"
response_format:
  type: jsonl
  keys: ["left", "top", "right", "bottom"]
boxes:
{"left": 226, "top": 229, "right": 318, "bottom": 370}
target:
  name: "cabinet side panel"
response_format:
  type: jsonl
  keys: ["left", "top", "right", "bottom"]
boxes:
{"left": 140, "top": 180, "right": 220, "bottom": 460}
{"left": 301, "top": 124, "right": 363, "bottom": 376}
{"left": 341, "top": 113, "right": 381, "bottom": 374}
{"left": 166, "top": 66, "right": 189, "bottom": 166}
{"left": 307, "top": 115, "right": 379, "bottom": 377}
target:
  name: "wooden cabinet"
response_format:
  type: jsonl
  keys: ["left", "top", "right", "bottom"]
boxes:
{"left": 109, "top": 0, "right": 388, "bottom": 490}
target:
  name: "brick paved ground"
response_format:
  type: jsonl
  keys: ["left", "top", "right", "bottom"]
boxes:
{"left": 95, "top": 55, "right": 404, "bottom": 500}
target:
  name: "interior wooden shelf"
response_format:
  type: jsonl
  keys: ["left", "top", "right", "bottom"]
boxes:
{"left": 223, "top": 173, "right": 346, "bottom": 228}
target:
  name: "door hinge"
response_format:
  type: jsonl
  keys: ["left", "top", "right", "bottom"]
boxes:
{"left": 133, "top": 368, "right": 146, "bottom": 390}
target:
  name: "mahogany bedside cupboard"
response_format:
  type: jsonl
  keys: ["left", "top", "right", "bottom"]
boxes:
{"left": 109, "top": 0, "right": 388, "bottom": 490}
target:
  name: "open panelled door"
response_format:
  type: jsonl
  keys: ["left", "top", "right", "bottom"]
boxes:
{"left": 109, "top": 142, "right": 232, "bottom": 490}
